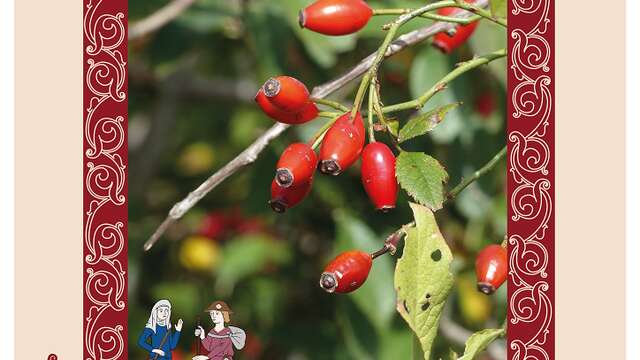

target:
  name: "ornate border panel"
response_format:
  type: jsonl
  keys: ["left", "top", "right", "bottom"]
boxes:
{"left": 83, "top": 0, "right": 128, "bottom": 359}
{"left": 507, "top": 0, "right": 554, "bottom": 358}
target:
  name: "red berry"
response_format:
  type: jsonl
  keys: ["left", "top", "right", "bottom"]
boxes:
{"left": 262, "top": 76, "right": 311, "bottom": 113}
{"left": 299, "top": 0, "right": 373, "bottom": 36}
{"left": 432, "top": 6, "right": 479, "bottom": 54}
{"left": 475, "top": 244, "right": 508, "bottom": 295}
{"left": 255, "top": 89, "right": 319, "bottom": 125}
{"left": 361, "top": 142, "right": 397, "bottom": 211}
{"left": 319, "top": 250, "right": 372, "bottom": 293}
{"left": 276, "top": 143, "right": 318, "bottom": 188}
{"left": 474, "top": 92, "right": 496, "bottom": 118}
{"left": 318, "top": 111, "right": 365, "bottom": 175}
{"left": 269, "top": 178, "right": 312, "bottom": 213}
{"left": 296, "top": 101, "right": 320, "bottom": 124}
{"left": 198, "top": 212, "right": 227, "bottom": 239}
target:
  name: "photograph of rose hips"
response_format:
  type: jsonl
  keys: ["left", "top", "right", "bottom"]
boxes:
{"left": 128, "top": 0, "right": 508, "bottom": 358}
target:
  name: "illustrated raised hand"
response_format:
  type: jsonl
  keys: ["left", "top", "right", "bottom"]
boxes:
{"left": 175, "top": 318, "right": 183, "bottom": 331}
{"left": 151, "top": 349, "right": 165, "bottom": 357}
{"left": 194, "top": 325, "right": 205, "bottom": 340}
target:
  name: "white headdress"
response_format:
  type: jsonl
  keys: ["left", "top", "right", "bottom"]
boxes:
{"left": 145, "top": 299, "right": 172, "bottom": 333}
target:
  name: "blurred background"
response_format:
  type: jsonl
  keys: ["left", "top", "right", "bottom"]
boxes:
{"left": 128, "top": 0, "right": 507, "bottom": 359}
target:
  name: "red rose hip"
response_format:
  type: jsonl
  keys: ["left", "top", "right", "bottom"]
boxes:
{"left": 361, "top": 142, "right": 397, "bottom": 211}
{"left": 262, "top": 76, "right": 311, "bottom": 113}
{"left": 432, "top": 5, "right": 479, "bottom": 54}
{"left": 319, "top": 250, "right": 372, "bottom": 293}
{"left": 269, "top": 178, "right": 312, "bottom": 213}
{"left": 255, "top": 89, "right": 319, "bottom": 125}
{"left": 276, "top": 143, "right": 318, "bottom": 188}
{"left": 318, "top": 111, "right": 365, "bottom": 175}
{"left": 475, "top": 244, "right": 508, "bottom": 295}
{"left": 299, "top": 0, "right": 373, "bottom": 36}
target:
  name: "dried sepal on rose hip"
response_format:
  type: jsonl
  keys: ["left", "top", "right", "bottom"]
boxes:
{"left": 318, "top": 111, "right": 365, "bottom": 175}
{"left": 475, "top": 244, "right": 508, "bottom": 295}
{"left": 319, "top": 250, "right": 372, "bottom": 293}
{"left": 360, "top": 142, "right": 397, "bottom": 211}
{"left": 275, "top": 143, "right": 318, "bottom": 188}
{"left": 269, "top": 178, "right": 312, "bottom": 213}
{"left": 432, "top": 4, "right": 479, "bottom": 54}
{"left": 299, "top": 0, "right": 373, "bottom": 36}
{"left": 255, "top": 76, "right": 319, "bottom": 125}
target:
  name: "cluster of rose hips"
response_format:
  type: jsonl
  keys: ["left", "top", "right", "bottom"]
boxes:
{"left": 256, "top": 75, "right": 397, "bottom": 214}
{"left": 255, "top": 0, "right": 487, "bottom": 295}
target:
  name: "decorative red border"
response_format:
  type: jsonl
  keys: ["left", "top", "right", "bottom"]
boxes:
{"left": 83, "top": 0, "right": 128, "bottom": 359}
{"left": 81, "top": 0, "right": 553, "bottom": 359}
{"left": 507, "top": 0, "right": 554, "bottom": 358}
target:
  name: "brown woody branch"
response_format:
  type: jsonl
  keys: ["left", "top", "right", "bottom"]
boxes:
{"left": 129, "top": 0, "right": 197, "bottom": 41}
{"left": 143, "top": 0, "right": 489, "bottom": 251}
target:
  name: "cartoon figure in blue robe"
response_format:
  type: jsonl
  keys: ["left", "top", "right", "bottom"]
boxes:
{"left": 138, "top": 299, "right": 183, "bottom": 359}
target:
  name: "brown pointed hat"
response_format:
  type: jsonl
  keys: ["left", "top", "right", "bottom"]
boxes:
{"left": 204, "top": 300, "right": 233, "bottom": 313}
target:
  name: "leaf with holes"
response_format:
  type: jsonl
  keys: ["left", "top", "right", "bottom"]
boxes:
{"left": 458, "top": 328, "right": 505, "bottom": 360}
{"left": 395, "top": 203, "right": 454, "bottom": 359}
{"left": 398, "top": 103, "right": 461, "bottom": 143}
{"left": 396, "top": 152, "right": 449, "bottom": 210}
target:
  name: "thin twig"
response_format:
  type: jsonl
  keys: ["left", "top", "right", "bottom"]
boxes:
{"left": 382, "top": 48, "right": 507, "bottom": 113}
{"left": 447, "top": 146, "right": 507, "bottom": 200}
{"left": 129, "top": 0, "right": 197, "bottom": 41}
{"left": 143, "top": 0, "right": 489, "bottom": 251}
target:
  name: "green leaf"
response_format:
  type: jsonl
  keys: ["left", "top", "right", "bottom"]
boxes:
{"left": 489, "top": 0, "right": 508, "bottom": 20}
{"left": 398, "top": 102, "right": 462, "bottom": 143}
{"left": 333, "top": 210, "right": 395, "bottom": 332}
{"left": 396, "top": 152, "right": 449, "bottom": 210}
{"left": 458, "top": 328, "right": 506, "bottom": 360}
{"left": 386, "top": 119, "right": 400, "bottom": 137}
{"left": 395, "top": 203, "right": 454, "bottom": 359}
{"left": 446, "top": 348, "right": 460, "bottom": 360}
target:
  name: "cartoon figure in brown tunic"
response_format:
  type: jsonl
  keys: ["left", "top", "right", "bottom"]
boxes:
{"left": 193, "top": 301, "right": 245, "bottom": 360}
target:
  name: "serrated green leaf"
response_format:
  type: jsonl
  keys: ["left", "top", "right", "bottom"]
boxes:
{"left": 490, "top": 0, "right": 508, "bottom": 20}
{"left": 458, "top": 328, "right": 505, "bottom": 360}
{"left": 395, "top": 203, "right": 454, "bottom": 359}
{"left": 399, "top": 103, "right": 462, "bottom": 143}
{"left": 396, "top": 152, "right": 449, "bottom": 210}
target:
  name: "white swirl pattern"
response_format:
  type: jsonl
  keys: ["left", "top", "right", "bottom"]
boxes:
{"left": 84, "top": 0, "right": 127, "bottom": 359}
{"left": 508, "top": 0, "right": 553, "bottom": 358}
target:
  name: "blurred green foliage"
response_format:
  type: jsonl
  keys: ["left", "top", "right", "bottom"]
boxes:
{"left": 128, "top": 0, "right": 507, "bottom": 358}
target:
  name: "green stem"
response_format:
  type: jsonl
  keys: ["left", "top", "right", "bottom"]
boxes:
{"left": 312, "top": 98, "right": 349, "bottom": 112}
{"left": 318, "top": 111, "right": 340, "bottom": 119}
{"left": 382, "top": 48, "right": 507, "bottom": 114}
{"left": 309, "top": 116, "right": 340, "bottom": 149}
{"left": 446, "top": 145, "right": 507, "bottom": 200}
{"left": 367, "top": 84, "right": 376, "bottom": 143}
{"left": 351, "top": 2, "right": 443, "bottom": 119}
{"left": 371, "top": 81, "right": 403, "bottom": 152}
{"left": 453, "top": 0, "right": 507, "bottom": 27}
{"left": 372, "top": 8, "right": 481, "bottom": 25}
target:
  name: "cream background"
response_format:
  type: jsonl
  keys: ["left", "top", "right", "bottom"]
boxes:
{"left": 15, "top": 0, "right": 82, "bottom": 358}
{"left": 555, "top": 0, "right": 626, "bottom": 358}
{"left": 14, "top": 0, "right": 626, "bottom": 358}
